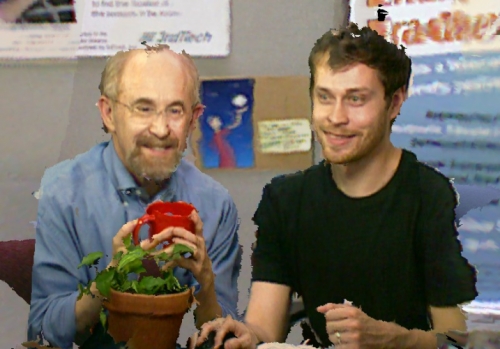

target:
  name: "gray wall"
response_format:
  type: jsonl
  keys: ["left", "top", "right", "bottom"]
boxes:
{"left": 0, "top": 1, "right": 345, "bottom": 347}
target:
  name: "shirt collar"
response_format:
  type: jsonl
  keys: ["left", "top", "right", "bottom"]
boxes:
{"left": 102, "top": 141, "right": 178, "bottom": 202}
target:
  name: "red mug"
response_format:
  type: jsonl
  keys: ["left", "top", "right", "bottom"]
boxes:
{"left": 132, "top": 201, "right": 196, "bottom": 245}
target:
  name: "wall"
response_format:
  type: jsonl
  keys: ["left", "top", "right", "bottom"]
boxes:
{"left": 0, "top": 0, "right": 345, "bottom": 347}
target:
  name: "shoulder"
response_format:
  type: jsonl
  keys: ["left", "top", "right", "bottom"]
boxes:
{"left": 36, "top": 144, "right": 106, "bottom": 212}
{"left": 414, "top": 157, "right": 458, "bottom": 206}
{"left": 268, "top": 161, "right": 326, "bottom": 192}
{"left": 260, "top": 161, "right": 326, "bottom": 205}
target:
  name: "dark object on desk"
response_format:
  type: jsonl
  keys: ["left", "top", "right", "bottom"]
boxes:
{"left": 0, "top": 239, "right": 35, "bottom": 304}
{"left": 196, "top": 331, "right": 237, "bottom": 349}
{"left": 377, "top": 5, "right": 388, "bottom": 21}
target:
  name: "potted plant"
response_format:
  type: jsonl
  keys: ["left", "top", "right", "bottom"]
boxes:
{"left": 77, "top": 234, "right": 196, "bottom": 349}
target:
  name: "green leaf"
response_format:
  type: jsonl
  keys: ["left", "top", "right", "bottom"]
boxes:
{"left": 123, "top": 235, "right": 132, "bottom": 248}
{"left": 100, "top": 309, "right": 107, "bottom": 329}
{"left": 167, "top": 244, "right": 194, "bottom": 262}
{"left": 172, "top": 244, "right": 193, "bottom": 255}
{"left": 122, "top": 258, "right": 145, "bottom": 275}
{"left": 95, "top": 268, "right": 116, "bottom": 298}
{"left": 80, "top": 242, "right": 189, "bottom": 297}
{"left": 162, "top": 270, "right": 182, "bottom": 291}
{"left": 131, "top": 280, "right": 140, "bottom": 294}
{"left": 119, "top": 279, "right": 133, "bottom": 293}
{"left": 154, "top": 252, "right": 170, "bottom": 262}
{"left": 78, "top": 251, "right": 104, "bottom": 268}
{"left": 117, "top": 249, "right": 147, "bottom": 273}
{"left": 77, "top": 283, "right": 85, "bottom": 300}
{"left": 137, "top": 276, "right": 167, "bottom": 295}
{"left": 113, "top": 251, "right": 124, "bottom": 261}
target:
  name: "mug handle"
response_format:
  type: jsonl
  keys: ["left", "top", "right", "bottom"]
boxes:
{"left": 132, "top": 214, "right": 155, "bottom": 245}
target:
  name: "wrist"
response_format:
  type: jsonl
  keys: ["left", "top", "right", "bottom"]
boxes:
{"left": 393, "top": 326, "right": 438, "bottom": 349}
{"left": 379, "top": 320, "right": 410, "bottom": 349}
{"left": 198, "top": 271, "right": 216, "bottom": 293}
{"left": 244, "top": 322, "right": 264, "bottom": 347}
{"left": 196, "top": 279, "right": 217, "bottom": 305}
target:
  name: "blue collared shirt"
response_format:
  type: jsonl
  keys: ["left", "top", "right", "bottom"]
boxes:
{"left": 28, "top": 141, "right": 242, "bottom": 349}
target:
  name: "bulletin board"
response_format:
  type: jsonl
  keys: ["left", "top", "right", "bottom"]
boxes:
{"left": 191, "top": 76, "right": 314, "bottom": 171}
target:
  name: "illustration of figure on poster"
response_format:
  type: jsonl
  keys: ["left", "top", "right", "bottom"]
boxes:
{"left": 206, "top": 95, "right": 249, "bottom": 168}
{"left": 199, "top": 79, "right": 255, "bottom": 169}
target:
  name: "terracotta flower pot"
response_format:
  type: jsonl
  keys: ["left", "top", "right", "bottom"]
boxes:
{"left": 103, "top": 287, "right": 194, "bottom": 349}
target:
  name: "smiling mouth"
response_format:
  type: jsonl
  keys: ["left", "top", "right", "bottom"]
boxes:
{"left": 142, "top": 145, "right": 174, "bottom": 154}
{"left": 324, "top": 131, "right": 355, "bottom": 139}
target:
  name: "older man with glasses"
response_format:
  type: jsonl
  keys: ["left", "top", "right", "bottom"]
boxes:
{"left": 27, "top": 45, "right": 242, "bottom": 349}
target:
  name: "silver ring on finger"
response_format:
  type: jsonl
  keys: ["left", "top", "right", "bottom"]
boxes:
{"left": 335, "top": 331, "right": 341, "bottom": 345}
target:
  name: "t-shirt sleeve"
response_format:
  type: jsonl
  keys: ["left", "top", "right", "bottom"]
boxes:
{"left": 251, "top": 182, "right": 293, "bottom": 286}
{"left": 419, "top": 178, "right": 478, "bottom": 306}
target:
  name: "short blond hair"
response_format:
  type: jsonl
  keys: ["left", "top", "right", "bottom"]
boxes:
{"left": 98, "top": 44, "right": 201, "bottom": 105}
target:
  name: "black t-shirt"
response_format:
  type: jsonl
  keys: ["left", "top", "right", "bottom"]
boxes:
{"left": 251, "top": 149, "right": 478, "bottom": 347}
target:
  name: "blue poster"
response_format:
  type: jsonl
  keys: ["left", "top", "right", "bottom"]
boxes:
{"left": 393, "top": 50, "right": 500, "bottom": 301}
{"left": 199, "top": 79, "right": 255, "bottom": 169}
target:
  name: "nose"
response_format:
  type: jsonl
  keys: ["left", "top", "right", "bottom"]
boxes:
{"left": 148, "top": 114, "right": 171, "bottom": 139}
{"left": 327, "top": 102, "right": 349, "bottom": 125}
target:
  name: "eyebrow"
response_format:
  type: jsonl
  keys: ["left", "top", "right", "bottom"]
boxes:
{"left": 315, "top": 87, "right": 373, "bottom": 94}
{"left": 131, "top": 98, "right": 186, "bottom": 109}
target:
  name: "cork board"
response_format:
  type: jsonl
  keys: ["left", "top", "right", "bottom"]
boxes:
{"left": 191, "top": 76, "right": 314, "bottom": 171}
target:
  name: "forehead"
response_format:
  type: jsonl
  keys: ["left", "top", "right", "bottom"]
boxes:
{"left": 119, "top": 51, "right": 191, "bottom": 100}
{"left": 314, "top": 62, "right": 384, "bottom": 94}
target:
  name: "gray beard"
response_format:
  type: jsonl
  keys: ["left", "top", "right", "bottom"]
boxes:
{"left": 127, "top": 150, "right": 183, "bottom": 183}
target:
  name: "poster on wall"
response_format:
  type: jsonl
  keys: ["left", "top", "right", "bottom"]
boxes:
{"left": 0, "top": 0, "right": 230, "bottom": 59}
{"left": 198, "top": 79, "right": 256, "bottom": 169}
{"left": 350, "top": 0, "right": 500, "bottom": 303}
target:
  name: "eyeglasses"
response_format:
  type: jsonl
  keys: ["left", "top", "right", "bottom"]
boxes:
{"left": 110, "top": 98, "right": 189, "bottom": 123}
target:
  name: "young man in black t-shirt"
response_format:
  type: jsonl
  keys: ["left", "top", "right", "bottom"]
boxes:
{"left": 190, "top": 23, "right": 477, "bottom": 349}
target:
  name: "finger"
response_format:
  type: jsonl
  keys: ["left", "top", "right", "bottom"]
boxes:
{"left": 140, "top": 227, "right": 174, "bottom": 249}
{"left": 224, "top": 337, "right": 243, "bottom": 349}
{"left": 161, "top": 260, "right": 178, "bottom": 271}
{"left": 171, "top": 228, "right": 199, "bottom": 245}
{"left": 328, "top": 331, "right": 356, "bottom": 346}
{"left": 197, "top": 319, "right": 224, "bottom": 345}
{"left": 324, "top": 307, "right": 355, "bottom": 322}
{"left": 189, "top": 209, "right": 204, "bottom": 236}
{"left": 317, "top": 303, "right": 350, "bottom": 313}
{"left": 228, "top": 332, "right": 253, "bottom": 349}
{"left": 328, "top": 335, "right": 348, "bottom": 348}
{"left": 114, "top": 219, "right": 139, "bottom": 241}
{"left": 214, "top": 315, "right": 234, "bottom": 348}
{"left": 144, "top": 241, "right": 176, "bottom": 255}
{"left": 326, "top": 318, "right": 351, "bottom": 334}
{"left": 148, "top": 247, "right": 172, "bottom": 257}
{"left": 317, "top": 303, "right": 334, "bottom": 313}
{"left": 173, "top": 256, "right": 195, "bottom": 272}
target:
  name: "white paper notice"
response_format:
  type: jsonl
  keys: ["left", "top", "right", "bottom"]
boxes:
{"left": 0, "top": 0, "right": 230, "bottom": 59}
{"left": 258, "top": 119, "right": 311, "bottom": 154}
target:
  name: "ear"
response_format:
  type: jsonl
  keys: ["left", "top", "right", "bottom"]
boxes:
{"left": 189, "top": 103, "right": 205, "bottom": 132}
{"left": 389, "top": 87, "right": 406, "bottom": 122}
{"left": 97, "top": 96, "right": 116, "bottom": 133}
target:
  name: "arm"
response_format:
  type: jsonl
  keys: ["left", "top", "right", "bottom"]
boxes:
{"left": 227, "top": 107, "right": 247, "bottom": 130}
{"left": 390, "top": 306, "right": 467, "bottom": 349}
{"left": 387, "top": 178, "right": 477, "bottom": 349}
{"left": 244, "top": 282, "right": 292, "bottom": 343}
{"left": 28, "top": 191, "right": 93, "bottom": 349}
{"left": 194, "top": 196, "right": 242, "bottom": 328}
{"left": 245, "top": 181, "right": 295, "bottom": 343}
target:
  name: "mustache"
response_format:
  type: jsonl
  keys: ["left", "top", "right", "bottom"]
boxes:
{"left": 137, "top": 137, "right": 178, "bottom": 148}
